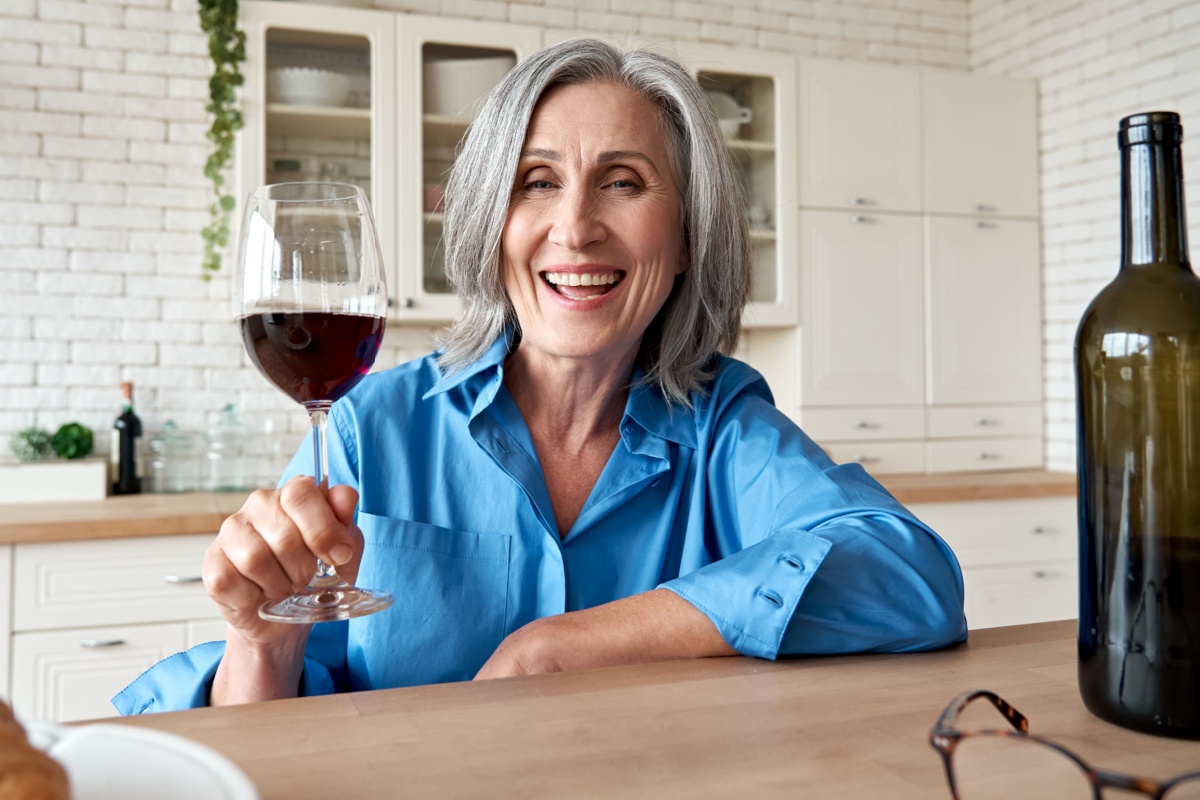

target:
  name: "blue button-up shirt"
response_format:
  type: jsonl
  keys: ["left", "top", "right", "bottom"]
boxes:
{"left": 114, "top": 332, "right": 966, "bottom": 715}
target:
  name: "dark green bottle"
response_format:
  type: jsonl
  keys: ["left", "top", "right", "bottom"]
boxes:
{"left": 1075, "top": 111, "right": 1200, "bottom": 738}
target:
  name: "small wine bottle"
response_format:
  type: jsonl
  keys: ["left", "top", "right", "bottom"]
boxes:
{"left": 111, "top": 381, "right": 143, "bottom": 495}
{"left": 1075, "top": 111, "right": 1200, "bottom": 738}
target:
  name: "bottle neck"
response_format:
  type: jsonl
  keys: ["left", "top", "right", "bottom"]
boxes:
{"left": 1120, "top": 138, "right": 1190, "bottom": 270}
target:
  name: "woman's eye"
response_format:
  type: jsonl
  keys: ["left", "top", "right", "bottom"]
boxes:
{"left": 609, "top": 178, "right": 641, "bottom": 190}
{"left": 524, "top": 179, "right": 554, "bottom": 191}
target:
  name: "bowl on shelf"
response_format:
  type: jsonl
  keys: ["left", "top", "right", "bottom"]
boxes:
{"left": 423, "top": 55, "right": 516, "bottom": 121}
{"left": 267, "top": 67, "right": 352, "bottom": 108}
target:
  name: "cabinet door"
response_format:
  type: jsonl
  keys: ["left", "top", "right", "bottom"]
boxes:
{"left": 799, "top": 209, "right": 925, "bottom": 407}
{"left": 798, "top": 58, "right": 921, "bottom": 213}
{"left": 13, "top": 535, "right": 218, "bottom": 632}
{"left": 11, "top": 623, "right": 187, "bottom": 722}
{"left": 925, "top": 216, "right": 1043, "bottom": 405}
{"left": 922, "top": 71, "right": 1039, "bottom": 218}
{"left": 965, "top": 560, "right": 1077, "bottom": 629}
{"left": 238, "top": 1, "right": 397, "bottom": 285}
{"left": 675, "top": 43, "right": 798, "bottom": 327}
{"left": 394, "top": 16, "right": 542, "bottom": 322}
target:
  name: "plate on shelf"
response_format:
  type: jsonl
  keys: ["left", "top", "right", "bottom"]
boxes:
{"left": 26, "top": 720, "right": 259, "bottom": 800}
{"left": 268, "top": 66, "right": 351, "bottom": 107}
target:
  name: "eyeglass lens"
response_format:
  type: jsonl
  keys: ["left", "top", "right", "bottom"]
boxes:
{"left": 952, "top": 735, "right": 1092, "bottom": 800}
{"left": 1165, "top": 778, "right": 1200, "bottom": 799}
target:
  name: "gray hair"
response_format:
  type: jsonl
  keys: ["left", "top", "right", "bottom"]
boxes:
{"left": 435, "top": 37, "right": 751, "bottom": 407}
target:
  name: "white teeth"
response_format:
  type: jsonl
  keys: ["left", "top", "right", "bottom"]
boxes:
{"left": 544, "top": 272, "right": 618, "bottom": 287}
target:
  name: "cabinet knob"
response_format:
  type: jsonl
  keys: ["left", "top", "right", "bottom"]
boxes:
{"left": 848, "top": 197, "right": 872, "bottom": 207}
{"left": 80, "top": 638, "right": 126, "bottom": 649}
{"left": 976, "top": 220, "right": 998, "bottom": 230}
{"left": 852, "top": 420, "right": 877, "bottom": 430}
{"left": 1033, "top": 569, "right": 1059, "bottom": 580}
{"left": 974, "top": 451, "right": 1000, "bottom": 460}
{"left": 974, "top": 203, "right": 996, "bottom": 213}
{"left": 164, "top": 574, "right": 204, "bottom": 584}
{"left": 851, "top": 455, "right": 879, "bottom": 464}
{"left": 403, "top": 297, "right": 415, "bottom": 309}
{"left": 849, "top": 215, "right": 874, "bottom": 224}
{"left": 1032, "top": 526, "right": 1056, "bottom": 535}
{"left": 975, "top": 417, "right": 999, "bottom": 427}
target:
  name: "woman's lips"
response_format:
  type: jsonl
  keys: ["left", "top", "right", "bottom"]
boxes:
{"left": 541, "top": 270, "right": 623, "bottom": 301}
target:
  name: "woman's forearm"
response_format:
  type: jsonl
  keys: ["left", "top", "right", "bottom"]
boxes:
{"left": 210, "top": 625, "right": 310, "bottom": 706}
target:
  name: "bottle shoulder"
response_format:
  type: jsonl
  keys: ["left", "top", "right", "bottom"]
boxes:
{"left": 1078, "top": 265, "right": 1200, "bottom": 337}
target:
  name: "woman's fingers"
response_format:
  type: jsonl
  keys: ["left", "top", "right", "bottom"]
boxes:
{"left": 278, "top": 477, "right": 357, "bottom": 567}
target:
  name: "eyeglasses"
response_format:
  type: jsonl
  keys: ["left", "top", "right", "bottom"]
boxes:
{"left": 929, "top": 689, "right": 1200, "bottom": 799}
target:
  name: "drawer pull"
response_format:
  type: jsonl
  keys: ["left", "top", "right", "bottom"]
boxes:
{"left": 849, "top": 214, "right": 875, "bottom": 224}
{"left": 974, "top": 203, "right": 997, "bottom": 213}
{"left": 848, "top": 196, "right": 871, "bottom": 207}
{"left": 80, "top": 638, "right": 125, "bottom": 649}
{"left": 164, "top": 574, "right": 204, "bottom": 584}
{"left": 1032, "top": 570, "right": 1059, "bottom": 580}
{"left": 852, "top": 455, "right": 879, "bottom": 464}
{"left": 975, "top": 417, "right": 1000, "bottom": 427}
{"left": 1032, "top": 526, "right": 1057, "bottom": 535}
{"left": 976, "top": 220, "right": 998, "bottom": 230}
{"left": 974, "top": 451, "right": 1001, "bottom": 460}
{"left": 852, "top": 420, "right": 878, "bottom": 430}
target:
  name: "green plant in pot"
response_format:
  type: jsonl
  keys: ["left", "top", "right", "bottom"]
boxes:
{"left": 51, "top": 423, "right": 95, "bottom": 460}
{"left": 199, "top": 0, "right": 246, "bottom": 278}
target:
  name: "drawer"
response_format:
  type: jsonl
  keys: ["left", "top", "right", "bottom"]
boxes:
{"left": 926, "top": 437, "right": 1043, "bottom": 473}
{"left": 927, "top": 404, "right": 1042, "bottom": 439}
{"left": 964, "top": 559, "right": 1077, "bottom": 630}
{"left": 799, "top": 406, "right": 925, "bottom": 442}
{"left": 908, "top": 497, "right": 1076, "bottom": 568}
{"left": 14, "top": 534, "right": 219, "bottom": 632}
{"left": 822, "top": 441, "right": 926, "bottom": 475}
{"left": 10, "top": 622, "right": 187, "bottom": 722}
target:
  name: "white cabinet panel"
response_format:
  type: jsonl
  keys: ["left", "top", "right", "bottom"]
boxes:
{"left": 798, "top": 58, "right": 922, "bottom": 213}
{"left": 821, "top": 441, "right": 926, "bottom": 475}
{"left": 13, "top": 535, "right": 217, "bottom": 631}
{"left": 925, "top": 216, "right": 1043, "bottom": 406}
{"left": 927, "top": 404, "right": 1043, "bottom": 439}
{"left": 800, "top": 209, "right": 925, "bottom": 406}
{"left": 965, "top": 560, "right": 1077, "bottom": 630}
{"left": 11, "top": 622, "right": 187, "bottom": 722}
{"left": 800, "top": 406, "right": 925, "bottom": 443}
{"left": 927, "top": 437, "right": 1043, "bottom": 473}
{"left": 922, "top": 70, "right": 1039, "bottom": 218}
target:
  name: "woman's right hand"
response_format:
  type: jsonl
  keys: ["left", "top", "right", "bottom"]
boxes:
{"left": 204, "top": 476, "right": 363, "bottom": 647}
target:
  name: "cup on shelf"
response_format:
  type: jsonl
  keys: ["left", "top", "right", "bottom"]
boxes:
{"left": 705, "top": 90, "right": 753, "bottom": 138}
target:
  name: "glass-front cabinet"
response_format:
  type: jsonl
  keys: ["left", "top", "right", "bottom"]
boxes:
{"left": 238, "top": 1, "right": 396, "bottom": 281}
{"left": 394, "top": 17, "right": 541, "bottom": 321}
{"left": 674, "top": 43, "right": 798, "bottom": 328}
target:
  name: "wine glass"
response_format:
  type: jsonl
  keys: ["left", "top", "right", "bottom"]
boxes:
{"left": 235, "top": 182, "right": 394, "bottom": 623}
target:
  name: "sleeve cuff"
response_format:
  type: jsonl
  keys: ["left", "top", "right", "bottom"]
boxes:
{"left": 658, "top": 528, "right": 831, "bottom": 660}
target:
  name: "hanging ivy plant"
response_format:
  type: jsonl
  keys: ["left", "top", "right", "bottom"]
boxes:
{"left": 198, "top": 0, "right": 245, "bottom": 278}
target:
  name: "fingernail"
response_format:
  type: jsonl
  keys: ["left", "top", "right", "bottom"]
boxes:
{"left": 329, "top": 544, "right": 353, "bottom": 566}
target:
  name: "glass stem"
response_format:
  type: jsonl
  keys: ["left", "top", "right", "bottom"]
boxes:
{"left": 308, "top": 404, "right": 339, "bottom": 585}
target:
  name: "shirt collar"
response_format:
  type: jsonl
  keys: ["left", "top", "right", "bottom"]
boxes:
{"left": 424, "top": 328, "right": 698, "bottom": 450}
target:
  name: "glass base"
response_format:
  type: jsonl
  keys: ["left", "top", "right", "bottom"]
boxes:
{"left": 259, "top": 580, "right": 394, "bottom": 624}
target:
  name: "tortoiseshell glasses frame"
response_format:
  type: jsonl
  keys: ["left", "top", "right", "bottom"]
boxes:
{"left": 929, "top": 689, "right": 1200, "bottom": 799}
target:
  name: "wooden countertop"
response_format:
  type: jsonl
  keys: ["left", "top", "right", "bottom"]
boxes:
{"left": 0, "top": 470, "right": 1076, "bottom": 545}
{"left": 104, "top": 620, "right": 1200, "bottom": 799}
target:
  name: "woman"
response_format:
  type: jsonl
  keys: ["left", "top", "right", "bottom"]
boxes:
{"left": 115, "top": 39, "right": 965, "bottom": 714}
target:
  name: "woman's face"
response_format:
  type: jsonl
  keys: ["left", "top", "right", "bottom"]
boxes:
{"left": 501, "top": 80, "right": 686, "bottom": 372}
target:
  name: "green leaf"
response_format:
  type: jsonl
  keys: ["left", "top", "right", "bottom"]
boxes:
{"left": 197, "top": 0, "right": 244, "bottom": 277}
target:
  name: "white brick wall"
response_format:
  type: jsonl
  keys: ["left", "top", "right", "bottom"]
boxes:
{"left": 972, "top": 0, "right": 1200, "bottom": 471}
{"left": 2, "top": 0, "right": 974, "bottom": 479}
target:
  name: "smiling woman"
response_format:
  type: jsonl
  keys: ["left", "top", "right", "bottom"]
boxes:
{"left": 114, "top": 38, "right": 967, "bottom": 716}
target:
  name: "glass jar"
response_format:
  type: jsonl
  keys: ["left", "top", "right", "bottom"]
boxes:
{"left": 148, "top": 420, "right": 201, "bottom": 493}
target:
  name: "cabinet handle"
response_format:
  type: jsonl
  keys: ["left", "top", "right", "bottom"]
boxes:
{"left": 1033, "top": 569, "right": 1059, "bottom": 580}
{"left": 849, "top": 215, "right": 874, "bottom": 224}
{"left": 164, "top": 574, "right": 204, "bottom": 584}
{"left": 852, "top": 455, "right": 879, "bottom": 464}
{"left": 1031, "top": 526, "right": 1057, "bottom": 535}
{"left": 848, "top": 196, "right": 872, "bottom": 207}
{"left": 403, "top": 297, "right": 415, "bottom": 309}
{"left": 975, "top": 417, "right": 999, "bottom": 427}
{"left": 852, "top": 420, "right": 878, "bottom": 430}
{"left": 974, "top": 451, "right": 1001, "bottom": 460}
{"left": 80, "top": 638, "right": 126, "bottom": 649}
{"left": 974, "top": 203, "right": 996, "bottom": 213}
{"left": 976, "top": 220, "right": 997, "bottom": 229}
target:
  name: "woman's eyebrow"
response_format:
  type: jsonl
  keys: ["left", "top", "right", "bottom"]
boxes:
{"left": 518, "top": 148, "right": 661, "bottom": 176}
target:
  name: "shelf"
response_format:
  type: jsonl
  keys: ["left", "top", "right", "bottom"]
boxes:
{"left": 424, "top": 114, "right": 471, "bottom": 146}
{"left": 266, "top": 103, "right": 371, "bottom": 139}
{"left": 423, "top": 212, "right": 445, "bottom": 225}
{"left": 749, "top": 228, "right": 776, "bottom": 242}
{"left": 726, "top": 137, "right": 774, "bottom": 153}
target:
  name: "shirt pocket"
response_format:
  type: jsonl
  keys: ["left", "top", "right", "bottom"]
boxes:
{"left": 354, "top": 513, "right": 511, "bottom": 686}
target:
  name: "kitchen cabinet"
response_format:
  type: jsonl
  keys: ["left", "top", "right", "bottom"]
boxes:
{"left": 239, "top": 2, "right": 538, "bottom": 324}
{"left": 922, "top": 70, "right": 1040, "bottom": 219}
{"left": 673, "top": 43, "right": 799, "bottom": 327}
{"left": 798, "top": 59, "right": 922, "bottom": 213}
{"left": 908, "top": 497, "right": 1076, "bottom": 629}
{"left": 791, "top": 59, "right": 1042, "bottom": 474}
{"left": 7, "top": 534, "right": 220, "bottom": 723}
{"left": 395, "top": 16, "right": 542, "bottom": 321}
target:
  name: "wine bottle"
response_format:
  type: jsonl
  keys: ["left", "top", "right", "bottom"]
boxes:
{"left": 111, "top": 381, "right": 143, "bottom": 495}
{"left": 1075, "top": 111, "right": 1200, "bottom": 738}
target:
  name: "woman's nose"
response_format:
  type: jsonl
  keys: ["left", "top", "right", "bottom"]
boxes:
{"left": 547, "top": 188, "right": 606, "bottom": 251}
